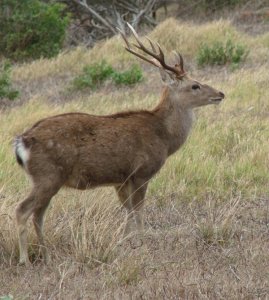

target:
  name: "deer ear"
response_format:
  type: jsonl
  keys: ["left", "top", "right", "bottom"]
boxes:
{"left": 159, "top": 68, "right": 177, "bottom": 86}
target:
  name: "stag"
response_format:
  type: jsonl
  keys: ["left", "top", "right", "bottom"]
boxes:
{"left": 14, "top": 24, "right": 224, "bottom": 265}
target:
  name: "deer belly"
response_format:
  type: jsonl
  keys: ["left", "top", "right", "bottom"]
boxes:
{"left": 64, "top": 167, "right": 127, "bottom": 190}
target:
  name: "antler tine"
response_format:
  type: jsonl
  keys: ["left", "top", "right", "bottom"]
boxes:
{"left": 116, "top": 24, "right": 161, "bottom": 69}
{"left": 156, "top": 43, "right": 165, "bottom": 62}
{"left": 119, "top": 23, "right": 186, "bottom": 79}
{"left": 173, "top": 51, "right": 185, "bottom": 73}
{"left": 146, "top": 37, "right": 157, "bottom": 54}
{"left": 127, "top": 23, "right": 165, "bottom": 60}
{"left": 127, "top": 23, "right": 147, "bottom": 51}
{"left": 117, "top": 26, "right": 160, "bottom": 67}
{"left": 126, "top": 48, "right": 161, "bottom": 68}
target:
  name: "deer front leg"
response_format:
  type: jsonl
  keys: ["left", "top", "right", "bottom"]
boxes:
{"left": 131, "top": 181, "right": 148, "bottom": 232}
{"left": 115, "top": 182, "right": 135, "bottom": 236}
{"left": 116, "top": 179, "right": 148, "bottom": 235}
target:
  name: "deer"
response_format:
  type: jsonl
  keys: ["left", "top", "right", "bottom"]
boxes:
{"left": 14, "top": 23, "right": 224, "bottom": 265}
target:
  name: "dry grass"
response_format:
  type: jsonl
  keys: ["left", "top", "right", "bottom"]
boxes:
{"left": 0, "top": 18, "right": 269, "bottom": 299}
{"left": 1, "top": 193, "right": 268, "bottom": 298}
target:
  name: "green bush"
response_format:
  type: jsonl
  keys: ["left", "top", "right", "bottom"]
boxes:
{"left": 73, "top": 61, "right": 114, "bottom": 90}
{"left": 196, "top": 39, "right": 248, "bottom": 67}
{"left": 0, "top": 296, "right": 13, "bottom": 300}
{"left": 0, "top": 295, "right": 14, "bottom": 300}
{"left": 0, "top": 62, "right": 19, "bottom": 100}
{"left": 0, "top": 0, "right": 69, "bottom": 61}
{"left": 112, "top": 65, "right": 143, "bottom": 85}
{"left": 72, "top": 61, "right": 143, "bottom": 90}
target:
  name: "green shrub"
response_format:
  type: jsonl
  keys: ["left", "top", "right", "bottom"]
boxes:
{"left": 0, "top": 296, "right": 13, "bottom": 300}
{"left": 72, "top": 61, "right": 143, "bottom": 90}
{"left": 0, "top": 62, "right": 19, "bottom": 100}
{"left": 0, "top": 0, "right": 69, "bottom": 61}
{"left": 72, "top": 61, "right": 114, "bottom": 90}
{"left": 112, "top": 65, "right": 143, "bottom": 85}
{"left": 196, "top": 39, "right": 248, "bottom": 67}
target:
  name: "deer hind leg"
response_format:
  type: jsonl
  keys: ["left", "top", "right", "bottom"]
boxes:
{"left": 115, "top": 180, "right": 148, "bottom": 235}
{"left": 115, "top": 181, "right": 136, "bottom": 236}
{"left": 131, "top": 180, "right": 148, "bottom": 232}
{"left": 16, "top": 176, "right": 62, "bottom": 265}
{"left": 16, "top": 190, "right": 36, "bottom": 265}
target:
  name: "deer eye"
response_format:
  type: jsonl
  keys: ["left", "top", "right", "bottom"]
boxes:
{"left": 192, "top": 84, "right": 200, "bottom": 90}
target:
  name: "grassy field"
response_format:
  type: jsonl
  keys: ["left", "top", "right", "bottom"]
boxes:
{"left": 0, "top": 18, "right": 269, "bottom": 299}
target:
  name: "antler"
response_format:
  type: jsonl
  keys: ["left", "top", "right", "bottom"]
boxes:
{"left": 117, "top": 23, "right": 186, "bottom": 80}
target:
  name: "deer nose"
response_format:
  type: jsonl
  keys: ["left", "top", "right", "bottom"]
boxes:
{"left": 219, "top": 91, "right": 225, "bottom": 98}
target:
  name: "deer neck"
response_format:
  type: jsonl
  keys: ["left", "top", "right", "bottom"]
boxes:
{"left": 154, "top": 86, "right": 194, "bottom": 156}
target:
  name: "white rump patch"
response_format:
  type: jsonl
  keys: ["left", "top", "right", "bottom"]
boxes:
{"left": 14, "top": 137, "right": 30, "bottom": 165}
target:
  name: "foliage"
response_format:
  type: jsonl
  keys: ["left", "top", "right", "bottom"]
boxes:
{"left": 112, "top": 65, "right": 143, "bottom": 85}
{"left": 72, "top": 61, "right": 114, "bottom": 90}
{"left": 72, "top": 61, "right": 143, "bottom": 90}
{"left": 0, "top": 0, "right": 70, "bottom": 61}
{"left": 196, "top": 39, "right": 248, "bottom": 67}
{"left": 0, "top": 62, "right": 19, "bottom": 100}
